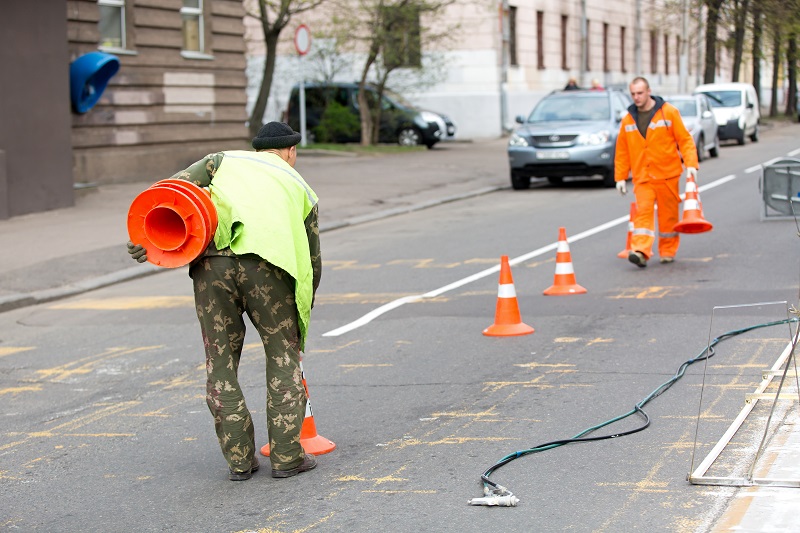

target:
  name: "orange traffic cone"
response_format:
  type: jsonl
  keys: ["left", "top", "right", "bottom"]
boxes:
{"left": 618, "top": 202, "right": 637, "bottom": 258}
{"left": 261, "top": 359, "right": 336, "bottom": 457}
{"left": 674, "top": 173, "right": 713, "bottom": 234}
{"left": 544, "top": 227, "right": 587, "bottom": 295}
{"left": 483, "top": 256, "right": 534, "bottom": 337}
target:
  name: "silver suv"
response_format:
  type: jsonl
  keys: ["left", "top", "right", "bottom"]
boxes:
{"left": 508, "top": 88, "right": 632, "bottom": 190}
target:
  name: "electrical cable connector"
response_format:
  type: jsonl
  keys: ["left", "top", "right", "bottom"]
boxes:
{"left": 467, "top": 486, "right": 519, "bottom": 507}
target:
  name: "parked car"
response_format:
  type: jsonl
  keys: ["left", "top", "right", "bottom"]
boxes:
{"left": 507, "top": 88, "right": 633, "bottom": 189}
{"left": 285, "top": 82, "right": 455, "bottom": 148}
{"left": 665, "top": 94, "right": 720, "bottom": 161}
{"left": 694, "top": 82, "right": 760, "bottom": 145}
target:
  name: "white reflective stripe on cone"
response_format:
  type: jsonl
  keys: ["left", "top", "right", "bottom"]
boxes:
{"left": 557, "top": 241, "right": 570, "bottom": 252}
{"left": 555, "top": 263, "right": 575, "bottom": 275}
{"left": 498, "top": 284, "right": 516, "bottom": 298}
{"left": 683, "top": 199, "right": 700, "bottom": 211}
{"left": 685, "top": 181, "right": 698, "bottom": 192}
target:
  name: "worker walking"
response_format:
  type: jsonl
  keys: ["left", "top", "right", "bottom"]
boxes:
{"left": 127, "top": 122, "right": 321, "bottom": 481}
{"left": 614, "top": 76, "right": 699, "bottom": 267}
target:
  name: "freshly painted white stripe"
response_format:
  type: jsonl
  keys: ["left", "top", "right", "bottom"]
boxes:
{"left": 744, "top": 165, "right": 761, "bottom": 174}
{"left": 555, "top": 263, "right": 575, "bottom": 275}
{"left": 788, "top": 148, "right": 800, "bottom": 157}
{"left": 497, "top": 284, "right": 516, "bottom": 298}
{"left": 322, "top": 174, "right": 738, "bottom": 337}
{"left": 746, "top": 158, "right": 781, "bottom": 174}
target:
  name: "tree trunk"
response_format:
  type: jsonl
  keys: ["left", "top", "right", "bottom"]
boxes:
{"left": 786, "top": 33, "right": 797, "bottom": 118}
{"left": 751, "top": 3, "right": 762, "bottom": 105}
{"left": 703, "top": 0, "right": 723, "bottom": 83}
{"left": 731, "top": 0, "right": 749, "bottom": 82}
{"left": 249, "top": 31, "right": 281, "bottom": 138}
{"left": 770, "top": 28, "right": 781, "bottom": 117}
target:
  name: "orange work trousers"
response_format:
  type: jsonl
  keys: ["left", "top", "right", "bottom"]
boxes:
{"left": 631, "top": 176, "right": 681, "bottom": 260}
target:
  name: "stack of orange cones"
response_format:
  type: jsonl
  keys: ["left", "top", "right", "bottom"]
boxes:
{"left": 261, "top": 359, "right": 336, "bottom": 457}
{"left": 674, "top": 173, "right": 713, "bottom": 234}
{"left": 544, "top": 227, "right": 587, "bottom": 295}
{"left": 618, "top": 202, "right": 637, "bottom": 258}
{"left": 483, "top": 255, "right": 534, "bottom": 337}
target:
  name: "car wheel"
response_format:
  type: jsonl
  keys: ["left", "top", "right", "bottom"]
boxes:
{"left": 696, "top": 136, "right": 705, "bottom": 162}
{"left": 511, "top": 172, "right": 530, "bottom": 190}
{"left": 750, "top": 125, "right": 759, "bottom": 142}
{"left": 737, "top": 131, "right": 746, "bottom": 146}
{"left": 709, "top": 135, "right": 719, "bottom": 158}
{"left": 424, "top": 141, "right": 437, "bottom": 149}
{"left": 397, "top": 127, "right": 422, "bottom": 146}
{"left": 602, "top": 171, "right": 616, "bottom": 188}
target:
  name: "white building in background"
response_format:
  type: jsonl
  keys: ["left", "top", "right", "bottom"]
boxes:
{"left": 244, "top": 0, "right": 743, "bottom": 140}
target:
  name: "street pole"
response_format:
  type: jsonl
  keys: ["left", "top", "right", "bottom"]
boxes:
{"left": 499, "top": 0, "right": 510, "bottom": 134}
{"left": 635, "top": 0, "right": 642, "bottom": 75}
{"left": 580, "top": 0, "right": 587, "bottom": 87}
{"left": 678, "top": 0, "right": 689, "bottom": 92}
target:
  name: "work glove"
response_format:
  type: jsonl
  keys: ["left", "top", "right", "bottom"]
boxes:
{"left": 686, "top": 167, "right": 698, "bottom": 180}
{"left": 616, "top": 180, "right": 627, "bottom": 196}
{"left": 127, "top": 241, "right": 148, "bottom": 263}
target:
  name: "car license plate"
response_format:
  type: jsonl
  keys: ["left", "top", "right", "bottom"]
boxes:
{"left": 536, "top": 151, "right": 570, "bottom": 160}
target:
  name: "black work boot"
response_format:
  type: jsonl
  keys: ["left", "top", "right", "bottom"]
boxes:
{"left": 271, "top": 453, "right": 317, "bottom": 479}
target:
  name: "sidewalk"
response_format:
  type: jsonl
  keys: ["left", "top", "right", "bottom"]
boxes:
{"left": 0, "top": 137, "right": 509, "bottom": 313}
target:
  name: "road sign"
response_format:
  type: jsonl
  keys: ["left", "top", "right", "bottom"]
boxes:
{"left": 294, "top": 24, "right": 311, "bottom": 56}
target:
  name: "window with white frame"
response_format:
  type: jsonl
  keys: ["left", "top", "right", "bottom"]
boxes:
{"left": 181, "top": 0, "right": 204, "bottom": 53}
{"left": 98, "top": 0, "right": 125, "bottom": 49}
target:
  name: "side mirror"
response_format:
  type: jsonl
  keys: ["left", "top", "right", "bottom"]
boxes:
{"left": 747, "top": 102, "right": 754, "bottom": 109}
{"left": 515, "top": 115, "right": 525, "bottom": 124}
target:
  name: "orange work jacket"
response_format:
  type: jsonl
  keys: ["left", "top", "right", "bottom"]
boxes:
{"left": 614, "top": 96, "right": 699, "bottom": 185}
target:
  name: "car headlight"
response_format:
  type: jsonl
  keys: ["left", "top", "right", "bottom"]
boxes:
{"left": 509, "top": 133, "right": 529, "bottom": 147}
{"left": 420, "top": 111, "right": 440, "bottom": 123}
{"left": 576, "top": 131, "right": 610, "bottom": 145}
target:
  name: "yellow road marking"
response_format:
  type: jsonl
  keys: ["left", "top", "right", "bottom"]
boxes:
{"left": 0, "top": 347, "right": 34, "bottom": 358}
{"left": 339, "top": 363, "right": 393, "bottom": 372}
{"left": 325, "top": 260, "right": 380, "bottom": 270}
{"left": 309, "top": 340, "right": 361, "bottom": 353}
{"left": 609, "top": 286, "right": 685, "bottom": 299}
{"left": 514, "top": 362, "right": 576, "bottom": 369}
{"left": 49, "top": 296, "right": 193, "bottom": 309}
{"left": 36, "top": 346, "right": 161, "bottom": 382}
{"left": 387, "top": 259, "right": 462, "bottom": 269}
{"left": 0, "top": 385, "right": 42, "bottom": 396}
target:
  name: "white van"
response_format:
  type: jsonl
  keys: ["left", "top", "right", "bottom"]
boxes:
{"left": 694, "top": 82, "right": 760, "bottom": 145}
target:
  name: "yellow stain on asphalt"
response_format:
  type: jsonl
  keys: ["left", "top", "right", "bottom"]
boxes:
{"left": 395, "top": 436, "right": 515, "bottom": 447}
{"left": 514, "top": 362, "right": 575, "bottom": 370}
{"left": 0, "top": 385, "right": 42, "bottom": 395}
{"left": 596, "top": 480, "right": 669, "bottom": 493}
{"left": 587, "top": 337, "right": 613, "bottom": 346}
{"left": 325, "top": 259, "right": 380, "bottom": 270}
{"left": 0, "top": 347, "right": 35, "bottom": 358}
{"left": 363, "top": 489, "right": 437, "bottom": 494}
{"left": 337, "top": 475, "right": 366, "bottom": 482}
{"left": 63, "top": 433, "right": 135, "bottom": 438}
{"left": 373, "top": 467, "right": 408, "bottom": 484}
{"left": 609, "top": 286, "right": 685, "bottom": 299}
{"left": 387, "top": 259, "right": 462, "bottom": 269}
{"left": 316, "top": 293, "right": 448, "bottom": 305}
{"left": 339, "top": 363, "right": 393, "bottom": 371}
{"left": 431, "top": 409, "right": 498, "bottom": 418}
{"left": 309, "top": 340, "right": 361, "bottom": 353}
{"left": 554, "top": 337, "right": 582, "bottom": 343}
{"left": 36, "top": 346, "right": 160, "bottom": 382}
{"left": 49, "top": 296, "right": 194, "bottom": 309}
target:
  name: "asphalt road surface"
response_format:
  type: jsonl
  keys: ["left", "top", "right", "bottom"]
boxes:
{"left": 2, "top": 126, "right": 799, "bottom": 532}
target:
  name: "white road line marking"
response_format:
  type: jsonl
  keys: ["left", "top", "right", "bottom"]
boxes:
{"left": 788, "top": 148, "right": 800, "bottom": 157}
{"left": 322, "top": 174, "right": 738, "bottom": 337}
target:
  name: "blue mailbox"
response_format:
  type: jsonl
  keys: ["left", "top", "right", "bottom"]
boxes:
{"left": 69, "top": 51, "right": 120, "bottom": 114}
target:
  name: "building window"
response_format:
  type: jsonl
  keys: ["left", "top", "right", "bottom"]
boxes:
{"left": 621, "top": 26, "right": 627, "bottom": 73}
{"left": 664, "top": 33, "right": 670, "bottom": 75}
{"left": 382, "top": 5, "right": 421, "bottom": 68}
{"left": 537, "top": 11, "right": 545, "bottom": 69}
{"left": 603, "top": 23, "right": 609, "bottom": 72}
{"left": 98, "top": 0, "right": 125, "bottom": 49}
{"left": 561, "top": 15, "right": 568, "bottom": 70}
{"left": 650, "top": 30, "right": 658, "bottom": 73}
{"left": 181, "top": 0, "right": 204, "bottom": 53}
{"left": 509, "top": 6, "right": 518, "bottom": 66}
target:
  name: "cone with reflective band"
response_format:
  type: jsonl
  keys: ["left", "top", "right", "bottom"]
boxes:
{"left": 618, "top": 202, "right": 637, "bottom": 258}
{"left": 261, "top": 359, "right": 336, "bottom": 457}
{"left": 544, "top": 227, "right": 587, "bottom": 295}
{"left": 674, "top": 174, "right": 713, "bottom": 234}
{"left": 483, "top": 255, "right": 534, "bottom": 337}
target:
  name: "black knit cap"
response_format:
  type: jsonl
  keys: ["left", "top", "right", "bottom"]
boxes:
{"left": 252, "top": 121, "right": 302, "bottom": 150}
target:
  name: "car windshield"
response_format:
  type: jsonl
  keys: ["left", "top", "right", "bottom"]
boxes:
{"left": 383, "top": 88, "right": 416, "bottom": 109}
{"left": 701, "top": 90, "right": 742, "bottom": 107}
{"left": 668, "top": 99, "right": 697, "bottom": 117}
{"left": 527, "top": 94, "right": 610, "bottom": 122}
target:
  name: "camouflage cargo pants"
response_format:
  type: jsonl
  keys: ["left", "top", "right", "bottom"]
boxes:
{"left": 191, "top": 254, "right": 307, "bottom": 473}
